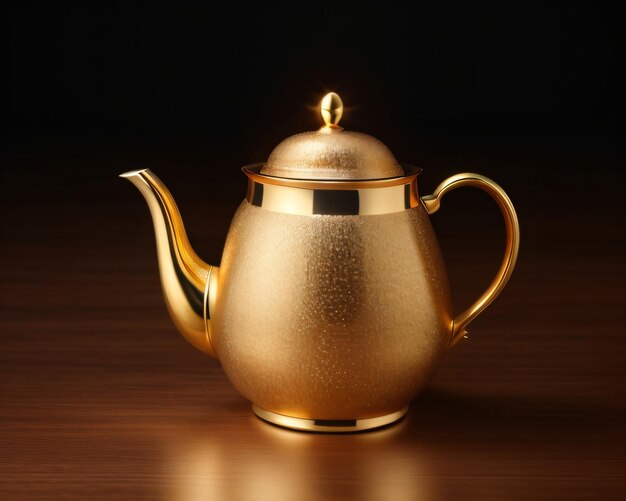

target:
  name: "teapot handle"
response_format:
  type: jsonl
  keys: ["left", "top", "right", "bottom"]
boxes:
{"left": 421, "top": 173, "right": 520, "bottom": 347}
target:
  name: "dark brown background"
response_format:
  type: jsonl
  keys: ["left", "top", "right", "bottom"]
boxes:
{"left": 2, "top": 2, "right": 625, "bottom": 500}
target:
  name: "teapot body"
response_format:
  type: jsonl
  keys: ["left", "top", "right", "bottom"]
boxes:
{"left": 120, "top": 93, "right": 520, "bottom": 432}
{"left": 213, "top": 200, "right": 452, "bottom": 420}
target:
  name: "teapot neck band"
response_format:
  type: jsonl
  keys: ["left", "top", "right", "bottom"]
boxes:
{"left": 243, "top": 165, "right": 421, "bottom": 216}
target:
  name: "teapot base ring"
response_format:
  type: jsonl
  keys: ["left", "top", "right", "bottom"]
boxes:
{"left": 252, "top": 404, "right": 408, "bottom": 433}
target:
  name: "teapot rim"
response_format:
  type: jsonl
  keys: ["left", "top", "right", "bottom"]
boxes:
{"left": 242, "top": 163, "right": 422, "bottom": 191}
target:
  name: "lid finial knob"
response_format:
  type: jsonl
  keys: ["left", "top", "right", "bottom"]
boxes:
{"left": 321, "top": 92, "right": 343, "bottom": 128}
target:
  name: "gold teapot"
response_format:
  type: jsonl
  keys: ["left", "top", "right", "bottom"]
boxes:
{"left": 121, "top": 93, "right": 519, "bottom": 432}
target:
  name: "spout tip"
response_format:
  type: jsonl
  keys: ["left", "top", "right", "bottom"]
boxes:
{"left": 119, "top": 169, "right": 149, "bottom": 179}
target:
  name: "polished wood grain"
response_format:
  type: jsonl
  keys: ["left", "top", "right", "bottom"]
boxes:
{"left": 1, "top": 145, "right": 624, "bottom": 500}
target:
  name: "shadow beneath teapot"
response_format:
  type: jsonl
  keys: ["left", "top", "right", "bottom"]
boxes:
{"left": 154, "top": 388, "right": 623, "bottom": 501}
{"left": 390, "top": 382, "right": 624, "bottom": 460}
{"left": 404, "top": 387, "right": 622, "bottom": 448}
{"left": 244, "top": 386, "right": 623, "bottom": 447}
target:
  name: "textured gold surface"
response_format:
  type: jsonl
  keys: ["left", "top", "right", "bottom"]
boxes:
{"left": 422, "top": 173, "right": 520, "bottom": 346}
{"left": 260, "top": 92, "right": 404, "bottom": 180}
{"left": 252, "top": 405, "right": 408, "bottom": 432}
{"left": 120, "top": 169, "right": 218, "bottom": 357}
{"left": 260, "top": 129, "right": 404, "bottom": 180}
{"left": 214, "top": 201, "right": 451, "bottom": 420}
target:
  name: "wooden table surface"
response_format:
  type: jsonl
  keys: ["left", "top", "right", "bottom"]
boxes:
{"left": 1, "top": 144, "right": 624, "bottom": 500}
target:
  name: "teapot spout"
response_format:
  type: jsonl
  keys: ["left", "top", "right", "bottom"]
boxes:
{"left": 120, "top": 169, "right": 218, "bottom": 357}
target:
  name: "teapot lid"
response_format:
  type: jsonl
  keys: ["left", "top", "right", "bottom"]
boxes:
{"left": 260, "top": 93, "right": 404, "bottom": 180}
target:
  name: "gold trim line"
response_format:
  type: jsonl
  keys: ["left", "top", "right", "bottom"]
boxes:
{"left": 244, "top": 165, "right": 421, "bottom": 216}
{"left": 243, "top": 164, "right": 421, "bottom": 190}
{"left": 252, "top": 405, "right": 408, "bottom": 432}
